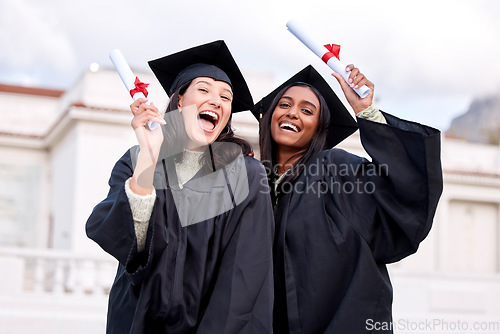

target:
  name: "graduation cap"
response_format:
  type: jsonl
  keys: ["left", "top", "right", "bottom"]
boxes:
{"left": 148, "top": 40, "right": 253, "bottom": 113}
{"left": 252, "top": 65, "right": 358, "bottom": 148}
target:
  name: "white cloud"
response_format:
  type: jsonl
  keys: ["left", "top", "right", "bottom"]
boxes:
{"left": 0, "top": 0, "right": 499, "bottom": 127}
{"left": 0, "top": 0, "right": 76, "bottom": 71}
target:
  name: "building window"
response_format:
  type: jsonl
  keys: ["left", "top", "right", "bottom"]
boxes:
{"left": 0, "top": 163, "right": 40, "bottom": 247}
{"left": 445, "top": 200, "right": 498, "bottom": 274}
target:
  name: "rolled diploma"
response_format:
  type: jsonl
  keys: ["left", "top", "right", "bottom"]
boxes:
{"left": 286, "top": 19, "right": 370, "bottom": 98}
{"left": 109, "top": 49, "right": 159, "bottom": 130}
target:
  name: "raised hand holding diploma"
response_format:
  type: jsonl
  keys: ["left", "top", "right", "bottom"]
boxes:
{"left": 286, "top": 19, "right": 371, "bottom": 99}
{"left": 109, "top": 49, "right": 160, "bottom": 130}
{"left": 332, "top": 64, "right": 374, "bottom": 114}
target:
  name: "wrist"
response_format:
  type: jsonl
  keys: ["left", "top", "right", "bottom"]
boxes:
{"left": 133, "top": 148, "right": 159, "bottom": 193}
{"left": 356, "top": 104, "right": 378, "bottom": 117}
{"left": 130, "top": 174, "right": 155, "bottom": 196}
{"left": 138, "top": 145, "right": 161, "bottom": 163}
{"left": 353, "top": 103, "right": 373, "bottom": 115}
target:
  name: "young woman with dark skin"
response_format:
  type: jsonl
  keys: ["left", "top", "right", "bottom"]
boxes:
{"left": 255, "top": 64, "right": 442, "bottom": 334}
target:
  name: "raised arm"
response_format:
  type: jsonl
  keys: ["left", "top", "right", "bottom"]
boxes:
{"left": 86, "top": 99, "right": 166, "bottom": 276}
{"left": 129, "top": 98, "right": 166, "bottom": 195}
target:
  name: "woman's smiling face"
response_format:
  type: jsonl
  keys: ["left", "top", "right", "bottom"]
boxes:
{"left": 270, "top": 85, "right": 321, "bottom": 152}
{"left": 177, "top": 77, "right": 233, "bottom": 150}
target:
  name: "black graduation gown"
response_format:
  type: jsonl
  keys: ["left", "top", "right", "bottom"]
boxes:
{"left": 86, "top": 149, "right": 274, "bottom": 333}
{"left": 273, "top": 112, "right": 443, "bottom": 334}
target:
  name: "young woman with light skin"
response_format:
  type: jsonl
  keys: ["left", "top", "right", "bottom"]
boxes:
{"left": 86, "top": 41, "right": 274, "bottom": 333}
{"left": 128, "top": 76, "right": 233, "bottom": 195}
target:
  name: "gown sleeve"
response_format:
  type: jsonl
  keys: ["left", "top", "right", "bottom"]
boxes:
{"left": 196, "top": 158, "right": 275, "bottom": 334}
{"left": 333, "top": 111, "right": 443, "bottom": 263}
{"left": 85, "top": 148, "right": 156, "bottom": 283}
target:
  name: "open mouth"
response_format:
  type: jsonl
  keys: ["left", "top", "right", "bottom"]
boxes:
{"left": 279, "top": 121, "right": 301, "bottom": 133}
{"left": 198, "top": 111, "right": 219, "bottom": 132}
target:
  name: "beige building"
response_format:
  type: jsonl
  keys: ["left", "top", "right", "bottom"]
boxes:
{"left": 0, "top": 68, "right": 499, "bottom": 333}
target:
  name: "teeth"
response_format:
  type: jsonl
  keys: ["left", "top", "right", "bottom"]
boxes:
{"left": 200, "top": 111, "right": 218, "bottom": 121}
{"left": 280, "top": 122, "right": 298, "bottom": 132}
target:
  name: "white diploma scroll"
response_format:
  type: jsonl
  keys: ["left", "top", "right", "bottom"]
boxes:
{"left": 286, "top": 19, "right": 370, "bottom": 98}
{"left": 109, "top": 49, "right": 159, "bottom": 130}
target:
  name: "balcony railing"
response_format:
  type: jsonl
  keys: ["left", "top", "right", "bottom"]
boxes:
{"left": 0, "top": 247, "right": 116, "bottom": 296}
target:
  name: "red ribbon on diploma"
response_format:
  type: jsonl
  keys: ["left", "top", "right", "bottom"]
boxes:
{"left": 321, "top": 44, "right": 341, "bottom": 63}
{"left": 130, "top": 77, "right": 149, "bottom": 98}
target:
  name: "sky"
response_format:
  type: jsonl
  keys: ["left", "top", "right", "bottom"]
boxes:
{"left": 1, "top": 0, "right": 499, "bottom": 131}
